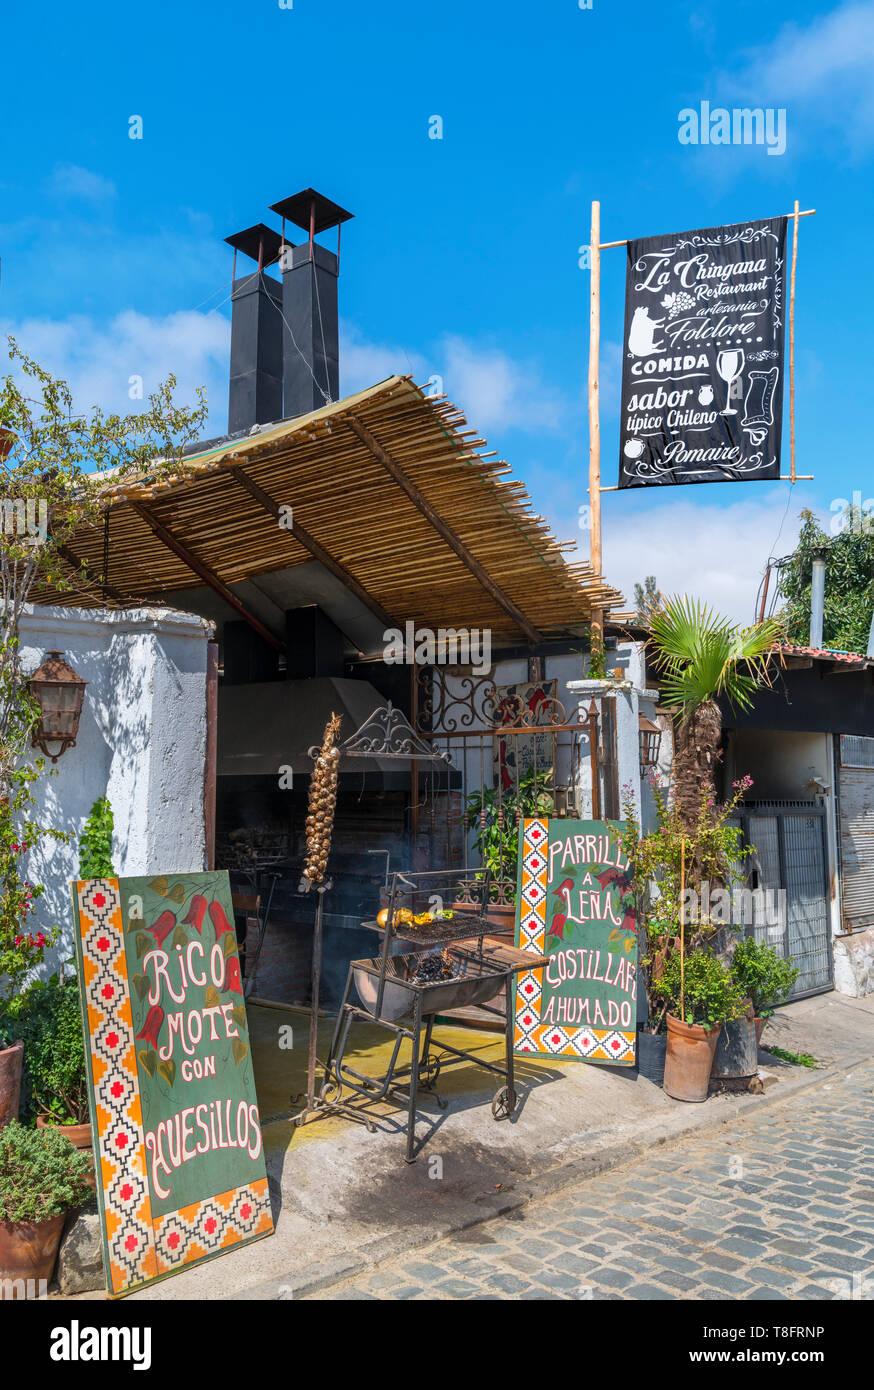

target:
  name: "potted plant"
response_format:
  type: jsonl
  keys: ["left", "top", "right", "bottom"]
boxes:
{"left": 18, "top": 977, "right": 90, "bottom": 1145}
{"left": 0, "top": 765, "right": 61, "bottom": 1128}
{"left": 730, "top": 936, "right": 798, "bottom": 1043}
{"left": 0, "top": 1119, "right": 93, "bottom": 1289}
{"left": 653, "top": 949, "right": 747, "bottom": 1102}
{"left": 465, "top": 765, "right": 553, "bottom": 927}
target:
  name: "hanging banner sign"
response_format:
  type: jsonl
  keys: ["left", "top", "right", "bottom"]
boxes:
{"left": 71, "top": 871, "right": 273, "bottom": 1296}
{"left": 513, "top": 819, "right": 637, "bottom": 1065}
{"left": 619, "top": 216, "right": 787, "bottom": 488}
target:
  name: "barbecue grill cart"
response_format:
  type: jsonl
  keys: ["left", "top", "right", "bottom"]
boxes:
{"left": 321, "top": 868, "right": 545, "bottom": 1162}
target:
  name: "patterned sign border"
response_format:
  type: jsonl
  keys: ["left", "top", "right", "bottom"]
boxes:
{"left": 513, "top": 819, "right": 636, "bottom": 1064}
{"left": 72, "top": 877, "right": 273, "bottom": 1297}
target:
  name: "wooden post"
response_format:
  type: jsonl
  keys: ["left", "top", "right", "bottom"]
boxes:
{"left": 588, "top": 201, "right": 604, "bottom": 646}
{"left": 588, "top": 697, "right": 600, "bottom": 820}
{"left": 203, "top": 641, "right": 218, "bottom": 870}
{"left": 680, "top": 836, "right": 686, "bottom": 1022}
{"left": 789, "top": 199, "right": 800, "bottom": 485}
{"left": 410, "top": 664, "right": 419, "bottom": 847}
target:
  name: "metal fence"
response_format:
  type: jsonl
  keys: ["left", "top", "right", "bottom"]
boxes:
{"left": 411, "top": 667, "right": 617, "bottom": 903}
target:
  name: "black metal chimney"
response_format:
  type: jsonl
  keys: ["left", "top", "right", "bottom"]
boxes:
{"left": 269, "top": 189, "right": 354, "bottom": 417}
{"left": 224, "top": 223, "right": 284, "bottom": 435}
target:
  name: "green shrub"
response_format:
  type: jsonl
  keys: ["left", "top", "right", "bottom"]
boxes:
{"left": 0, "top": 1120, "right": 93, "bottom": 1223}
{"left": 731, "top": 936, "right": 798, "bottom": 1017}
{"left": 0, "top": 975, "right": 88, "bottom": 1124}
{"left": 78, "top": 796, "right": 115, "bottom": 879}
{"left": 652, "top": 948, "right": 747, "bottom": 1030}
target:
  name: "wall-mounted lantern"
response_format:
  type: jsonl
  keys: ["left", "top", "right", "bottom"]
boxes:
{"left": 639, "top": 713, "right": 662, "bottom": 775}
{"left": 28, "top": 650, "right": 88, "bottom": 762}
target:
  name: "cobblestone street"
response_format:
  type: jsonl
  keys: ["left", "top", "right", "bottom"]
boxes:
{"left": 308, "top": 1062, "right": 874, "bottom": 1300}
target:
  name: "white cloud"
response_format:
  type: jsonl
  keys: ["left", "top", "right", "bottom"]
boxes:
{"left": 339, "top": 322, "right": 427, "bottom": 396}
{"left": 48, "top": 163, "right": 117, "bottom": 204}
{"left": 1, "top": 310, "right": 229, "bottom": 430}
{"left": 436, "top": 334, "right": 566, "bottom": 434}
{"left": 339, "top": 326, "right": 569, "bottom": 437}
{"left": 591, "top": 491, "right": 824, "bottom": 624}
{"left": 723, "top": 0, "right": 874, "bottom": 156}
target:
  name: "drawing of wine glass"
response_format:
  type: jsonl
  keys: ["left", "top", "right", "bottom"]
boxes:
{"left": 716, "top": 350, "right": 745, "bottom": 415}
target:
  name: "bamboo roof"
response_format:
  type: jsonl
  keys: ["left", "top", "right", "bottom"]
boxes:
{"left": 33, "top": 376, "right": 624, "bottom": 644}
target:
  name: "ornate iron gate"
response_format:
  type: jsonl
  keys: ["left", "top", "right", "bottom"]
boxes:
{"left": 411, "top": 668, "right": 613, "bottom": 905}
{"left": 734, "top": 801, "right": 833, "bottom": 999}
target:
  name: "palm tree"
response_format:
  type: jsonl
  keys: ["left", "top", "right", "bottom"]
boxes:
{"left": 647, "top": 597, "right": 781, "bottom": 835}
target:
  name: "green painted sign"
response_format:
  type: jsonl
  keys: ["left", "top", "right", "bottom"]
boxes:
{"left": 513, "top": 818, "right": 638, "bottom": 1065}
{"left": 72, "top": 871, "right": 273, "bottom": 1296}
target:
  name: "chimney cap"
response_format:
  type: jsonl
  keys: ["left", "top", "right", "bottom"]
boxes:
{"left": 269, "top": 188, "right": 354, "bottom": 235}
{"left": 224, "top": 223, "right": 285, "bottom": 266}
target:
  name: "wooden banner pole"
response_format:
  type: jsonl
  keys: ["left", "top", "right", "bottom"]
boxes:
{"left": 587, "top": 200, "right": 604, "bottom": 646}
{"left": 680, "top": 837, "right": 686, "bottom": 1022}
{"left": 789, "top": 199, "right": 800, "bottom": 484}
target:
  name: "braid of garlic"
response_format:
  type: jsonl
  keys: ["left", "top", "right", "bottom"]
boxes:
{"left": 303, "top": 712, "right": 342, "bottom": 884}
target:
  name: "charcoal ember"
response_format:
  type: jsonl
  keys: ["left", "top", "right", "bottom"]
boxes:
{"left": 411, "top": 953, "right": 457, "bottom": 984}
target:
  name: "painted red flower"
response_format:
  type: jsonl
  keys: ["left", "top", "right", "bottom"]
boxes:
{"left": 208, "top": 900, "right": 234, "bottom": 939}
{"left": 97, "top": 936, "right": 110, "bottom": 952}
{"left": 101, "top": 983, "right": 114, "bottom": 1000}
{"left": 111, "top": 1081, "right": 124, "bottom": 1098}
{"left": 240, "top": 1203, "right": 252, "bottom": 1220}
{"left": 223, "top": 957, "right": 243, "bottom": 995}
{"left": 120, "top": 1184, "right": 133, "bottom": 1201}
{"left": 168, "top": 1232, "right": 180, "bottom": 1250}
{"left": 204, "top": 1217, "right": 217, "bottom": 1235}
{"left": 147, "top": 910, "right": 177, "bottom": 947}
{"left": 135, "top": 1005, "right": 165, "bottom": 1048}
{"left": 93, "top": 893, "right": 106, "bottom": 908}
{"left": 551, "top": 1034, "right": 561, "bottom": 1045}
{"left": 106, "top": 1032, "right": 119, "bottom": 1049}
{"left": 183, "top": 895, "right": 208, "bottom": 935}
{"left": 115, "top": 1132, "right": 129, "bottom": 1150}
{"left": 125, "top": 1234, "right": 138, "bottom": 1252}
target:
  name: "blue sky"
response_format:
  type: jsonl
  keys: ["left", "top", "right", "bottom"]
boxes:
{"left": 1, "top": 0, "right": 871, "bottom": 619}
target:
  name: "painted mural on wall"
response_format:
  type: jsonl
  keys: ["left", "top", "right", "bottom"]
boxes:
{"left": 619, "top": 217, "right": 787, "bottom": 488}
{"left": 71, "top": 870, "right": 273, "bottom": 1296}
{"left": 492, "top": 679, "right": 558, "bottom": 793}
{"left": 513, "top": 819, "right": 637, "bottom": 1065}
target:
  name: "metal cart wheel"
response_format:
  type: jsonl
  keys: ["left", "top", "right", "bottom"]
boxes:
{"left": 420, "top": 1056, "right": 441, "bottom": 1088}
{"left": 491, "top": 1086, "right": 517, "bottom": 1120}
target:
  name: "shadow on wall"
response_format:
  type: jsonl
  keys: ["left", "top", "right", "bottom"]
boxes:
{"left": 20, "top": 606, "right": 211, "bottom": 977}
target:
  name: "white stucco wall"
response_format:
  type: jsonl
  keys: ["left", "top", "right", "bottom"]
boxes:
{"left": 17, "top": 604, "right": 213, "bottom": 972}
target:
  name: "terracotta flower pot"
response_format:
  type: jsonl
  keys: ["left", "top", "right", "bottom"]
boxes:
{"left": 0, "top": 1211, "right": 66, "bottom": 1291}
{"left": 35, "top": 1117, "right": 96, "bottom": 1191}
{"left": 712, "top": 1000, "right": 758, "bottom": 1080}
{"left": 0, "top": 1041, "right": 25, "bottom": 1130}
{"left": 754, "top": 1016, "right": 767, "bottom": 1045}
{"left": 35, "top": 1116, "right": 92, "bottom": 1149}
{"left": 664, "top": 1013, "right": 721, "bottom": 1103}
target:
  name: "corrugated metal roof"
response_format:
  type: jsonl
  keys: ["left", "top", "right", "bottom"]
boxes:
{"left": 778, "top": 644, "right": 872, "bottom": 668}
